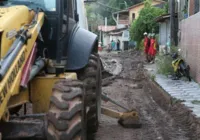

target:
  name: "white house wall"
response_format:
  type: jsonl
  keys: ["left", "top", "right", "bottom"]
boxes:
{"left": 103, "top": 33, "right": 110, "bottom": 47}
{"left": 122, "top": 30, "right": 130, "bottom": 41}
{"left": 159, "top": 20, "right": 171, "bottom": 46}
{"left": 77, "top": 0, "right": 88, "bottom": 29}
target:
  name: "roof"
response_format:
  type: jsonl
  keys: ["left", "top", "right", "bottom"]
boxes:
{"left": 109, "top": 31, "right": 123, "bottom": 36}
{"left": 98, "top": 26, "right": 116, "bottom": 32}
{"left": 154, "top": 3, "right": 165, "bottom": 8}
{"left": 112, "top": 9, "right": 129, "bottom": 15}
{"left": 107, "top": 26, "right": 128, "bottom": 33}
{"left": 128, "top": 0, "right": 165, "bottom": 10}
{"left": 155, "top": 13, "right": 178, "bottom": 22}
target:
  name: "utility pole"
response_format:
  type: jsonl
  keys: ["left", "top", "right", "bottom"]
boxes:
{"left": 100, "top": 26, "right": 102, "bottom": 44}
{"left": 170, "top": 0, "right": 175, "bottom": 46}
{"left": 105, "top": 17, "right": 107, "bottom": 31}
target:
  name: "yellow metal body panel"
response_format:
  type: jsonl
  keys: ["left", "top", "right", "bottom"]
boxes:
{"left": 31, "top": 73, "right": 77, "bottom": 113}
{"left": 0, "top": 10, "right": 44, "bottom": 119}
{"left": 0, "top": 6, "right": 34, "bottom": 57}
{"left": 7, "top": 89, "right": 29, "bottom": 109}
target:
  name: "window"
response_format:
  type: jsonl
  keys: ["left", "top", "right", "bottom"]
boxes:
{"left": 44, "top": 0, "right": 56, "bottom": 11}
{"left": 132, "top": 13, "right": 135, "bottom": 21}
{"left": 7, "top": 0, "right": 56, "bottom": 11}
{"left": 64, "top": 0, "right": 74, "bottom": 18}
{"left": 123, "top": 30, "right": 129, "bottom": 38}
{"left": 194, "top": 0, "right": 200, "bottom": 14}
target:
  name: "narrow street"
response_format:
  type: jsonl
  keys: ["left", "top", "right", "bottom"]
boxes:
{"left": 96, "top": 50, "right": 190, "bottom": 140}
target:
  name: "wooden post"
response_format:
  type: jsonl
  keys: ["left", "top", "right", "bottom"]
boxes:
{"left": 170, "top": 0, "right": 175, "bottom": 46}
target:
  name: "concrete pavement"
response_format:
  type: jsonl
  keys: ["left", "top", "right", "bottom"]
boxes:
{"left": 145, "top": 64, "right": 200, "bottom": 117}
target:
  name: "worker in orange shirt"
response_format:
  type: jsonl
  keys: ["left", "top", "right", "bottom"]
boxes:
{"left": 148, "top": 33, "right": 157, "bottom": 63}
{"left": 143, "top": 32, "right": 150, "bottom": 62}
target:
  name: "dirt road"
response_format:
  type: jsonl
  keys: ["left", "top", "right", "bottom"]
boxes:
{"left": 96, "top": 50, "right": 190, "bottom": 140}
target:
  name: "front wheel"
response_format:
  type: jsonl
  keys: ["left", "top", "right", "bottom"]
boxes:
{"left": 77, "top": 53, "right": 102, "bottom": 137}
{"left": 46, "top": 80, "right": 87, "bottom": 140}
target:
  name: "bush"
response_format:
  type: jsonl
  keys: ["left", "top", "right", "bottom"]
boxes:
{"left": 156, "top": 54, "right": 174, "bottom": 76}
{"left": 156, "top": 46, "right": 178, "bottom": 76}
{"left": 136, "top": 39, "right": 144, "bottom": 50}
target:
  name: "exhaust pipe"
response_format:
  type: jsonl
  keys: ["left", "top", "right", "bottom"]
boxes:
{"left": 29, "top": 59, "right": 45, "bottom": 81}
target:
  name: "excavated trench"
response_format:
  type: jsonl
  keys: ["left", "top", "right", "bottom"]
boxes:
{"left": 96, "top": 50, "right": 200, "bottom": 140}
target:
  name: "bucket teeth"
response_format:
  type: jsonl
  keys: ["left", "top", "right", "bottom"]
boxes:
{"left": 118, "top": 117, "right": 142, "bottom": 128}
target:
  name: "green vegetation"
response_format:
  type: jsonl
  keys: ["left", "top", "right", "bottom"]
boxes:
{"left": 85, "top": 0, "right": 143, "bottom": 28}
{"left": 135, "top": 39, "right": 144, "bottom": 50}
{"left": 171, "top": 98, "right": 185, "bottom": 104}
{"left": 86, "top": 0, "right": 168, "bottom": 33}
{"left": 130, "top": 0, "right": 165, "bottom": 46}
{"left": 164, "top": 2, "right": 169, "bottom": 13}
{"left": 150, "top": 74, "right": 156, "bottom": 81}
{"left": 192, "top": 100, "right": 200, "bottom": 105}
{"left": 155, "top": 46, "right": 178, "bottom": 76}
{"left": 156, "top": 54, "right": 174, "bottom": 76}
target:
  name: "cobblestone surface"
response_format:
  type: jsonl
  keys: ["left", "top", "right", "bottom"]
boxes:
{"left": 145, "top": 64, "right": 200, "bottom": 117}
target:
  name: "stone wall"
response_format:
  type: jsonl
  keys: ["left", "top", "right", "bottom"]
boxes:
{"left": 179, "top": 12, "right": 200, "bottom": 83}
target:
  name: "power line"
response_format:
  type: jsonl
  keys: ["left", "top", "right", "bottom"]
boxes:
{"left": 96, "top": 2, "right": 120, "bottom": 11}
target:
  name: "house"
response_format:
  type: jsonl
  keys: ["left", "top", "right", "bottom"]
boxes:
{"left": 178, "top": 0, "right": 200, "bottom": 20}
{"left": 177, "top": 0, "right": 200, "bottom": 83}
{"left": 111, "top": 9, "right": 130, "bottom": 50}
{"left": 128, "top": 0, "right": 166, "bottom": 25}
{"left": 98, "top": 25, "right": 129, "bottom": 51}
{"left": 155, "top": 13, "right": 178, "bottom": 54}
{"left": 156, "top": 14, "right": 171, "bottom": 54}
{"left": 112, "top": 9, "right": 129, "bottom": 28}
{"left": 107, "top": 27, "right": 130, "bottom": 50}
{"left": 98, "top": 9, "right": 130, "bottom": 51}
{"left": 98, "top": 25, "right": 116, "bottom": 48}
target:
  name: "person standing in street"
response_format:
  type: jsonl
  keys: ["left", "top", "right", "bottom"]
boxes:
{"left": 143, "top": 32, "right": 150, "bottom": 62}
{"left": 117, "top": 39, "right": 120, "bottom": 51}
{"left": 148, "top": 33, "right": 157, "bottom": 63}
{"left": 111, "top": 40, "right": 116, "bottom": 51}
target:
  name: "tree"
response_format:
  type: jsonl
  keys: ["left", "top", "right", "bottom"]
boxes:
{"left": 130, "top": 0, "right": 165, "bottom": 44}
{"left": 85, "top": 0, "right": 143, "bottom": 27}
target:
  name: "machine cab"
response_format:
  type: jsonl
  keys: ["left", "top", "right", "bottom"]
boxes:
{"left": 39, "top": 0, "right": 79, "bottom": 61}
{"left": 0, "top": 0, "right": 79, "bottom": 60}
{"left": 0, "top": 0, "right": 98, "bottom": 73}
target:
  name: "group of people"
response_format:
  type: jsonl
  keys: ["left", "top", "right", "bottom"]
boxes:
{"left": 143, "top": 32, "right": 157, "bottom": 63}
{"left": 111, "top": 39, "right": 121, "bottom": 51}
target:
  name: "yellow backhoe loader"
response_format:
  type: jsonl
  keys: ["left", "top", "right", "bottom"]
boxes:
{"left": 0, "top": 0, "right": 140, "bottom": 139}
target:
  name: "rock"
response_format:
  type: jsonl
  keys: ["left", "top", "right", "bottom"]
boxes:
{"left": 137, "top": 63, "right": 144, "bottom": 69}
{"left": 126, "top": 84, "right": 143, "bottom": 89}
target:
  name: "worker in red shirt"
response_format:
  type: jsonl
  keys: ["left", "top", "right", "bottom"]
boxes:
{"left": 148, "top": 33, "right": 157, "bottom": 63}
{"left": 143, "top": 32, "right": 150, "bottom": 62}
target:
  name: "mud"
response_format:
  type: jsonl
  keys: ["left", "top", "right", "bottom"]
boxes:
{"left": 9, "top": 50, "right": 200, "bottom": 140}
{"left": 96, "top": 50, "right": 195, "bottom": 140}
{"left": 144, "top": 76, "right": 200, "bottom": 140}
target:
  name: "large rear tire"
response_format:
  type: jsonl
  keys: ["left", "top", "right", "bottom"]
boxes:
{"left": 77, "top": 54, "right": 102, "bottom": 136}
{"left": 46, "top": 80, "right": 86, "bottom": 140}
